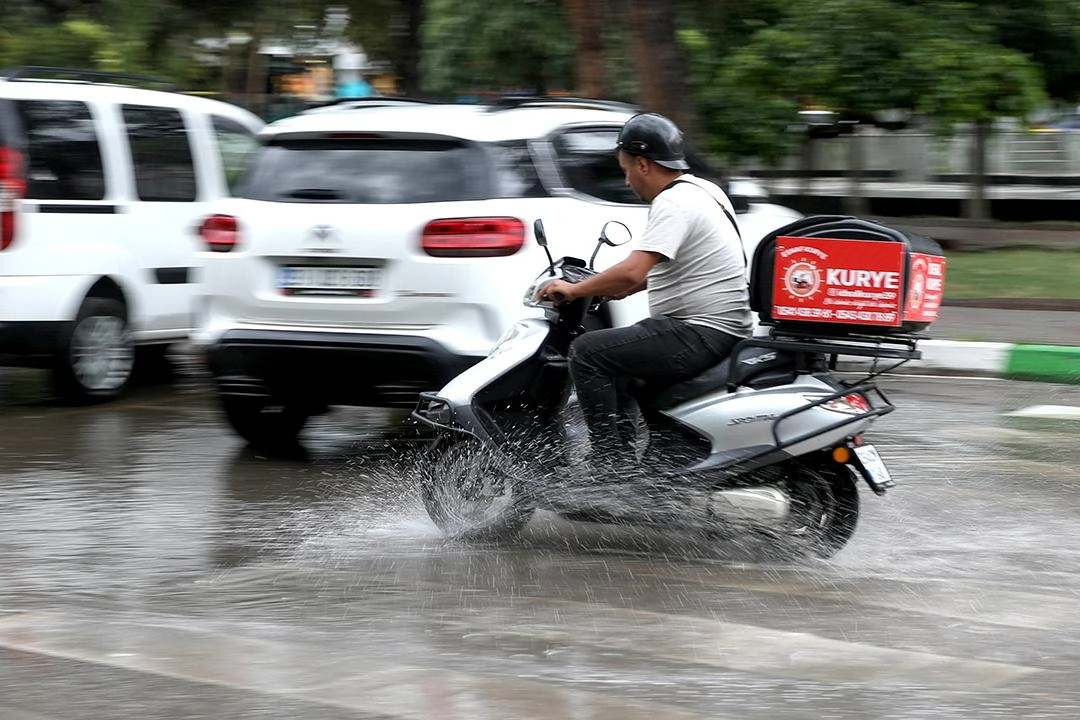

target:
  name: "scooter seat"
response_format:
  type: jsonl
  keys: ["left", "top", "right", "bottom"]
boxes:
{"left": 641, "top": 346, "right": 801, "bottom": 411}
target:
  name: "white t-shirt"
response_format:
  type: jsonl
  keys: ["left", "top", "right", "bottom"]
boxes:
{"left": 634, "top": 174, "right": 752, "bottom": 337}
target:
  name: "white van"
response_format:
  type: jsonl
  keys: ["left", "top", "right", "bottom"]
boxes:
{"left": 0, "top": 67, "right": 263, "bottom": 402}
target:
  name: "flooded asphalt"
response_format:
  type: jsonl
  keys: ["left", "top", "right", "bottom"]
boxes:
{"left": 1, "top": 358, "right": 1080, "bottom": 719}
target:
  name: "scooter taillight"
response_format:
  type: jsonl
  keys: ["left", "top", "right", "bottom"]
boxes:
{"left": 821, "top": 392, "right": 872, "bottom": 415}
{"left": 842, "top": 392, "right": 872, "bottom": 413}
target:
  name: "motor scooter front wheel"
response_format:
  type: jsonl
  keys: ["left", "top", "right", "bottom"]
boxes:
{"left": 420, "top": 437, "right": 535, "bottom": 542}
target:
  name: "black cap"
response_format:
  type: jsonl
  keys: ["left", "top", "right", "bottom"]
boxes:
{"left": 615, "top": 112, "right": 689, "bottom": 170}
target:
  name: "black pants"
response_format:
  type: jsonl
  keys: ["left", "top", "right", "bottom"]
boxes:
{"left": 568, "top": 316, "right": 743, "bottom": 470}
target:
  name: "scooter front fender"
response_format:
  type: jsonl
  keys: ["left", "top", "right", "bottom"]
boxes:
{"left": 438, "top": 318, "right": 551, "bottom": 406}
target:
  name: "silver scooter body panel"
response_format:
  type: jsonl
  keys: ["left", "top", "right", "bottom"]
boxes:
{"left": 438, "top": 318, "right": 549, "bottom": 408}
{"left": 432, "top": 316, "right": 877, "bottom": 469}
{"left": 663, "top": 374, "right": 876, "bottom": 459}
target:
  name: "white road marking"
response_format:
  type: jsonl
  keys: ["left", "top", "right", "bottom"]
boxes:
{"left": 635, "top": 565, "right": 1080, "bottom": 633}
{"left": 184, "top": 565, "right": 1048, "bottom": 690}
{"left": 1007, "top": 405, "right": 1080, "bottom": 421}
{"left": 0, "top": 611, "right": 714, "bottom": 720}
{"left": 489, "top": 598, "right": 1040, "bottom": 691}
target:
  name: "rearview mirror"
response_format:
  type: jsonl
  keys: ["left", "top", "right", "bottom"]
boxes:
{"left": 533, "top": 219, "right": 548, "bottom": 247}
{"left": 600, "top": 221, "right": 631, "bottom": 247}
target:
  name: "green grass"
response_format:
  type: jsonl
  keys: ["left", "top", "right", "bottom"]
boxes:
{"left": 944, "top": 247, "right": 1080, "bottom": 300}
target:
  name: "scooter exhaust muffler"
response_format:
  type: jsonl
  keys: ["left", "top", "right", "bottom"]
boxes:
{"left": 707, "top": 486, "right": 790, "bottom": 528}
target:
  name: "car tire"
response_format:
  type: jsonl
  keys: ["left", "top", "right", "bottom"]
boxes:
{"left": 51, "top": 297, "right": 135, "bottom": 404}
{"left": 220, "top": 394, "right": 311, "bottom": 450}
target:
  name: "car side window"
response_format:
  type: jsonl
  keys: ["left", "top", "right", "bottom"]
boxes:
{"left": 551, "top": 128, "right": 642, "bottom": 205}
{"left": 488, "top": 141, "right": 547, "bottom": 198}
{"left": 121, "top": 104, "right": 197, "bottom": 201}
{"left": 211, "top": 115, "right": 258, "bottom": 193}
{"left": 15, "top": 100, "right": 105, "bottom": 201}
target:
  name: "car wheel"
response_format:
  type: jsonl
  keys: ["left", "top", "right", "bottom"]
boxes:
{"left": 220, "top": 394, "right": 311, "bottom": 450}
{"left": 52, "top": 298, "right": 135, "bottom": 404}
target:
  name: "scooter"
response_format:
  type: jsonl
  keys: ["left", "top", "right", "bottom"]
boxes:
{"left": 412, "top": 219, "right": 920, "bottom": 557}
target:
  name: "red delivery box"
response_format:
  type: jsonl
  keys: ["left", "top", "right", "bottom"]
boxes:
{"left": 750, "top": 215, "right": 947, "bottom": 336}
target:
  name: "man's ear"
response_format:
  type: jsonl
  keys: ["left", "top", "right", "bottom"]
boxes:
{"left": 636, "top": 156, "right": 651, "bottom": 174}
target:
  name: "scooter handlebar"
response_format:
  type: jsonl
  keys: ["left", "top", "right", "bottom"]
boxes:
{"left": 525, "top": 262, "right": 596, "bottom": 308}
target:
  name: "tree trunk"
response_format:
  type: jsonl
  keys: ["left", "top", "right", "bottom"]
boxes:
{"left": 244, "top": 22, "right": 268, "bottom": 118}
{"left": 965, "top": 120, "right": 990, "bottom": 221}
{"left": 396, "top": 0, "right": 424, "bottom": 97}
{"left": 843, "top": 126, "right": 869, "bottom": 215}
{"left": 625, "top": 0, "right": 701, "bottom": 142}
{"left": 799, "top": 135, "right": 815, "bottom": 194}
{"left": 565, "top": 0, "right": 612, "bottom": 98}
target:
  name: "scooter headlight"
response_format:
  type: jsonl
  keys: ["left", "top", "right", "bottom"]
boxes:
{"left": 489, "top": 320, "right": 531, "bottom": 357}
{"left": 419, "top": 397, "right": 454, "bottom": 425}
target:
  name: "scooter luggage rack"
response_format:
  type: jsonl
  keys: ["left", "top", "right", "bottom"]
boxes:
{"left": 693, "top": 373, "right": 897, "bottom": 490}
{"left": 771, "top": 379, "right": 893, "bottom": 450}
{"left": 725, "top": 329, "right": 922, "bottom": 391}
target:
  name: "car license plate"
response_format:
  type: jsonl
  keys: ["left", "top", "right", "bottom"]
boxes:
{"left": 278, "top": 266, "right": 382, "bottom": 296}
{"left": 853, "top": 443, "right": 894, "bottom": 490}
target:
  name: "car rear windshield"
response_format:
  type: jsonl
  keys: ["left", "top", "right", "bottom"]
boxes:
{"left": 238, "top": 138, "right": 498, "bottom": 203}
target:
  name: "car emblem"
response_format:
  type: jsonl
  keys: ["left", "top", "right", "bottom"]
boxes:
{"left": 303, "top": 225, "right": 343, "bottom": 253}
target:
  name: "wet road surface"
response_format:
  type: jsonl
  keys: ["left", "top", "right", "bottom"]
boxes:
{"left": 1, "top": 362, "right": 1080, "bottom": 719}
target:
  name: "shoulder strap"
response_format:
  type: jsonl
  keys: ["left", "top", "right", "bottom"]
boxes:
{"left": 663, "top": 178, "right": 747, "bottom": 271}
{"left": 663, "top": 178, "right": 742, "bottom": 240}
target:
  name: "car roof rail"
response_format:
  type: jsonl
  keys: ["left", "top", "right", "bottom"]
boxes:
{"left": 486, "top": 95, "right": 640, "bottom": 113}
{"left": 0, "top": 66, "right": 176, "bottom": 91}
{"left": 302, "top": 96, "right": 436, "bottom": 112}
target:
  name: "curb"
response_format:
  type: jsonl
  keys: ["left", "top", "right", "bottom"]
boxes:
{"left": 841, "top": 339, "right": 1080, "bottom": 384}
{"left": 1005, "top": 344, "right": 1080, "bottom": 384}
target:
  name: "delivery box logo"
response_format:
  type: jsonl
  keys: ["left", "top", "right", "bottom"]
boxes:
{"left": 784, "top": 260, "right": 821, "bottom": 298}
{"left": 773, "top": 237, "right": 906, "bottom": 327}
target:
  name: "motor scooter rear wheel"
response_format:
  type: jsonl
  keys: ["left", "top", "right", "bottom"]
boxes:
{"left": 763, "top": 458, "right": 860, "bottom": 559}
{"left": 420, "top": 437, "right": 535, "bottom": 541}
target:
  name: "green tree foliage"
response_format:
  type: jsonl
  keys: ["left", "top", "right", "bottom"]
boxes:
{"left": 680, "top": 28, "right": 799, "bottom": 166}
{"left": 907, "top": 15, "right": 1047, "bottom": 128}
{"left": 948, "top": 0, "right": 1080, "bottom": 102}
{"left": 420, "top": 0, "right": 574, "bottom": 97}
{"left": 718, "top": 0, "right": 919, "bottom": 127}
{"left": 0, "top": 0, "right": 1067, "bottom": 196}
{"left": 1, "top": 0, "right": 211, "bottom": 86}
{"left": 700, "top": 0, "right": 1047, "bottom": 218}
{"left": 905, "top": 13, "right": 1047, "bottom": 219}
{"left": 679, "top": 0, "right": 790, "bottom": 59}
{"left": 1, "top": 19, "right": 115, "bottom": 71}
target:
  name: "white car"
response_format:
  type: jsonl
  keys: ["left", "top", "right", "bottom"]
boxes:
{"left": 0, "top": 66, "right": 263, "bottom": 402}
{"left": 191, "top": 97, "right": 801, "bottom": 447}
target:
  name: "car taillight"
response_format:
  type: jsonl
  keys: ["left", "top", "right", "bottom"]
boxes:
{"left": 199, "top": 214, "right": 240, "bottom": 252}
{"left": 421, "top": 217, "right": 525, "bottom": 258}
{"left": 0, "top": 147, "right": 26, "bottom": 251}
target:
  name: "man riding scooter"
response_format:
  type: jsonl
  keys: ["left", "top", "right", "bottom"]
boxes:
{"left": 537, "top": 112, "right": 751, "bottom": 481}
